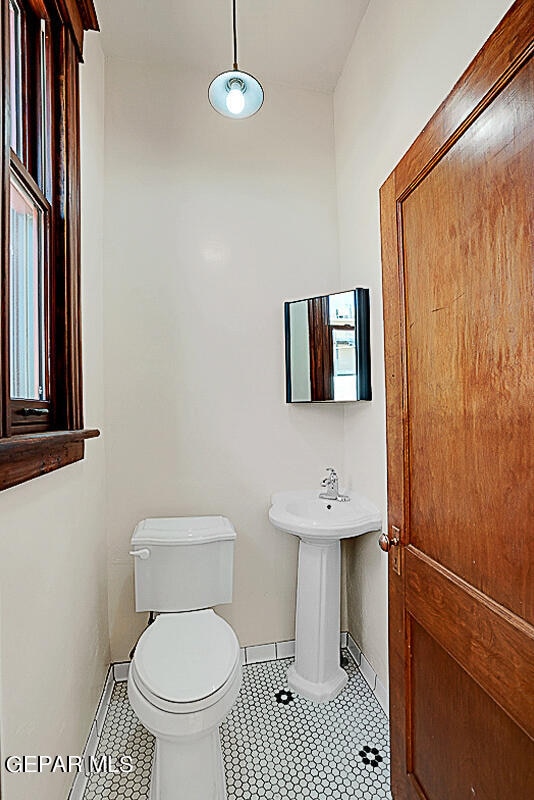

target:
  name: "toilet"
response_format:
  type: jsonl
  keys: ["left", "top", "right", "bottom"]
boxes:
{"left": 127, "top": 516, "right": 242, "bottom": 800}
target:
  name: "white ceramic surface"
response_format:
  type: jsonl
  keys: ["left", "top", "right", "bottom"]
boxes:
{"left": 269, "top": 490, "right": 381, "bottom": 540}
{"left": 130, "top": 516, "right": 236, "bottom": 614}
{"left": 131, "top": 516, "right": 236, "bottom": 546}
{"left": 133, "top": 611, "right": 240, "bottom": 708}
{"left": 269, "top": 489, "right": 381, "bottom": 703}
{"left": 128, "top": 650, "right": 242, "bottom": 800}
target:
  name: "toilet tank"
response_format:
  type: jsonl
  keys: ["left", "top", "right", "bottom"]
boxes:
{"left": 130, "top": 517, "right": 236, "bottom": 613}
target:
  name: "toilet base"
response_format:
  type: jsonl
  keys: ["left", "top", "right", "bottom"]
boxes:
{"left": 128, "top": 650, "right": 241, "bottom": 800}
{"left": 150, "top": 729, "right": 226, "bottom": 800}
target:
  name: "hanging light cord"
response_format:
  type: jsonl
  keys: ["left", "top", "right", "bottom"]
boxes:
{"left": 208, "top": 0, "right": 263, "bottom": 116}
{"left": 232, "top": 0, "right": 238, "bottom": 69}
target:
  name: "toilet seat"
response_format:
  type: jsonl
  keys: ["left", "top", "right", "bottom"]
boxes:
{"left": 131, "top": 609, "right": 240, "bottom": 714}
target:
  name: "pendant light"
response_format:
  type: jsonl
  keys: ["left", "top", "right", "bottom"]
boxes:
{"left": 209, "top": 0, "right": 264, "bottom": 119}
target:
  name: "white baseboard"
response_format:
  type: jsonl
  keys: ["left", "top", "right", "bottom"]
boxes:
{"left": 113, "top": 661, "right": 130, "bottom": 682}
{"left": 67, "top": 666, "right": 113, "bottom": 800}
{"left": 346, "top": 632, "right": 389, "bottom": 717}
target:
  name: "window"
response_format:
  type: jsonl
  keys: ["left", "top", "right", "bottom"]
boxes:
{"left": 0, "top": 0, "right": 99, "bottom": 489}
{"left": 7, "top": 0, "right": 52, "bottom": 432}
{"left": 9, "top": 170, "right": 47, "bottom": 404}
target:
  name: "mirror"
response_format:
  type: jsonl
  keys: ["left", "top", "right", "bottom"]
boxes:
{"left": 284, "top": 288, "right": 371, "bottom": 403}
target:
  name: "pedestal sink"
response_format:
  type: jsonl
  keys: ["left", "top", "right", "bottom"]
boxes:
{"left": 269, "top": 489, "right": 381, "bottom": 703}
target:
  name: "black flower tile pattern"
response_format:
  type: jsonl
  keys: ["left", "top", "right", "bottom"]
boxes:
{"left": 83, "top": 651, "right": 391, "bottom": 800}
{"left": 274, "top": 689, "right": 294, "bottom": 705}
{"left": 359, "top": 745, "right": 384, "bottom": 768}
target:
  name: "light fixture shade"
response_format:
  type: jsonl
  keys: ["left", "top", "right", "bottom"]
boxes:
{"left": 208, "top": 69, "right": 264, "bottom": 119}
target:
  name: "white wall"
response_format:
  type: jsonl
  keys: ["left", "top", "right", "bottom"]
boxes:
{"left": 0, "top": 31, "right": 109, "bottom": 800}
{"left": 334, "top": 0, "right": 515, "bottom": 686}
{"left": 104, "top": 59, "right": 343, "bottom": 660}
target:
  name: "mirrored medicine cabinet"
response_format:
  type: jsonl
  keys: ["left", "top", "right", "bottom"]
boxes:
{"left": 284, "top": 288, "right": 371, "bottom": 403}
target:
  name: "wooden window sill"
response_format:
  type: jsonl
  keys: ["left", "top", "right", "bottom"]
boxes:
{"left": 0, "top": 429, "right": 100, "bottom": 491}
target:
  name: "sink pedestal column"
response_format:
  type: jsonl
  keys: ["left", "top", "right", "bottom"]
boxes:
{"left": 287, "top": 537, "right": 347, "bottom": 703}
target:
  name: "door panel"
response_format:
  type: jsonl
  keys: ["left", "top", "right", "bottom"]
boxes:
{"left": 405, "top": 547, "right": 534, "bottom": 740}
{"left": 411, "top": 621, "right": 534, "bottom": 800}
{"left": 380, "top": 2, "right": 534, "bottom": 798}
{"left": 403, "top": 59, "right": 534, "bottom": 621}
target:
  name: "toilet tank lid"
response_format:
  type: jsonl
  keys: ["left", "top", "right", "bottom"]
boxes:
{"left": 131, "top": 516, "right": 236, "bottom": 546}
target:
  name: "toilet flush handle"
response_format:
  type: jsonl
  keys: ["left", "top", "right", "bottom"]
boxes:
{"left": 129, "top": 548, "right": 150, "bottom": 560}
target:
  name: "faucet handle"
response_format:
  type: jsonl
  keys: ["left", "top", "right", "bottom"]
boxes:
{"left": 322, "top": 467, "right": 337, "bottom": 486}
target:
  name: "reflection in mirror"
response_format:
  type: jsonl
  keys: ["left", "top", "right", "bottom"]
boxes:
{"left": 285, "top": 288, "right": 371, "bottom": 403}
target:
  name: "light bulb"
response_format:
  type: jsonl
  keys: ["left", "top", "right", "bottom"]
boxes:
{"left": 209, "top": 70, "right": 263, "bottom": 119}
{"left": 226, "top": 85, "right": 245, "bottom": 115}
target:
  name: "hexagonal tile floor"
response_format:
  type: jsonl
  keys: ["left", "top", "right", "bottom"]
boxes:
{"left": 83, "top": 652, "right": 391, "bottom": 800}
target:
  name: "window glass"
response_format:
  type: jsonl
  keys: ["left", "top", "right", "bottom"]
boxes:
{"left": 39, "top": 18, "right": 52, "bottom": 198}
{"left": 329, "top": 291, "right": 355, "bottom": 325}
{"left": 9, "top": 0, "right": 24, "bottom": 158}
{"left": 9, "top": 174, "right": 46, "bottom": 401}
{"left": 333, "top": 328, "right": 356, "bottom": 401}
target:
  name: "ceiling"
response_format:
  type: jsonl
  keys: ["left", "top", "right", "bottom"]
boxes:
{"left": 95, "top": 0, "right": 371, "bottom": 93}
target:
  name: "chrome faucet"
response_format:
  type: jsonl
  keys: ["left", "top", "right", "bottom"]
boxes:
{"left": 319, "top": 468, "right": 350, "bottom": 502}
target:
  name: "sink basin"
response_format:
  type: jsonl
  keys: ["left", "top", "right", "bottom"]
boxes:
{"left": 269, "top": 488, "right": 381, "bottom": 703}
{"left": 269, "top": 489, "right": 381, "bottom": 540}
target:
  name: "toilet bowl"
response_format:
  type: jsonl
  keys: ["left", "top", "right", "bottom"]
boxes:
{"left": 128, "top": 609, "right": 241, "bottom": 800}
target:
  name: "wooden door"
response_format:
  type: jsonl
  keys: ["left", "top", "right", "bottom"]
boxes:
{"left": 380, "top": 2, "right": 534, "bottom": 798}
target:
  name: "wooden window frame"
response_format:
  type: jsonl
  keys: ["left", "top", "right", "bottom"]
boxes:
{"left": 0, "top": 0, "right": 99, "bottom": 491}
